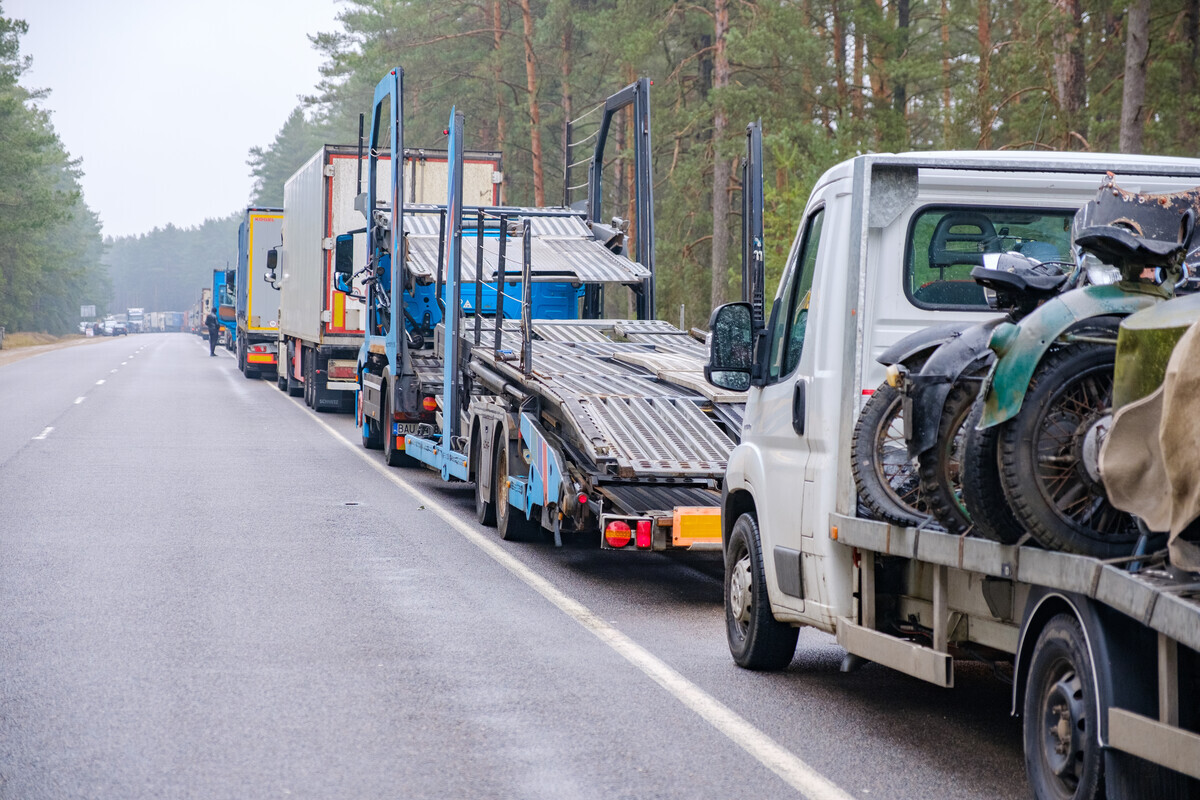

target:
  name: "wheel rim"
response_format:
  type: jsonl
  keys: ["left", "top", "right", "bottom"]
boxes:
{"left": 729, "top": 547, "right": 752, "bottom": 637}
{"left": 873, "top": 396, "right": 923, "bottom": 512}
{"left": 942, "top": 400, "right": 973, "bottom": 520}
{"left": 496, "top": 445, "right": 508, "bottom": 530}
{"left": 1031, "top": 364, "right": 1130, "bottom": 536}
{"left": 1037, "top": 658, "right": 1089, "bottom": 796}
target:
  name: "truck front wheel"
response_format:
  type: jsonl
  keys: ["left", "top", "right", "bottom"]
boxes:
{"left": 1023, "top": 613, "right": 1103, "bottom": 800}
{"left": 725, "top": 513, "right": 797, "bottom": 670}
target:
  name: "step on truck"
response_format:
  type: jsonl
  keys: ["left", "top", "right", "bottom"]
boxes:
{"left": 705, "top": 148, "right": 1200, "bottom": 798}
{"left": 236, "top": 207, "right": 282, "bottom": 379}
{"left": 339, "top": 68, "right": 736, "bottom": 550}
{"left": 271, "top": 141, "right": 500, "bottom": 410}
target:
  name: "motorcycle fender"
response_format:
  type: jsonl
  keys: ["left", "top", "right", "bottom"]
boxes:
{"left": 876, "top": 320, "right": 973, "bottom": 367}
{"left": 906, "top": 319, "right": 1002, "bottom": 457}
{"left": 978, "top": 284, "right": 1165, "bottom": 428}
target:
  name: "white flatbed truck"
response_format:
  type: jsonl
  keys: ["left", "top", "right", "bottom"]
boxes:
{"left": 705, "top": 151, "right": 1200, "bottom": 798}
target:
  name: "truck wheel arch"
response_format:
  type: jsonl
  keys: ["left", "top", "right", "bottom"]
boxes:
{"left": 723, "top": 489, "right": 757, "bottom": 549}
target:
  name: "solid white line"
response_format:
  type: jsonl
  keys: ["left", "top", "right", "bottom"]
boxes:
{"left": 299, "top": 404, "right": 855, "bottom": 800}
{"left": 33, "top": 427, "right": 53, "bottom": 440}
{"left": 74, "top": 397, "right": 85, "bottom": 404}
{"left": 95, "top": 379, "right": 105, "bottom": 385}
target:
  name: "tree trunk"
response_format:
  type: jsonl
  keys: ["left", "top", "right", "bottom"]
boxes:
{"left": 561, "top": 18, "right": 573, "bottom": 206}
{"left": 893, "top": 0, "right": 909, "bottom": 145}
{"left": 831, "top": 0, "right": 848, "bottom": 116}
{"left": 978, "top": 0, "right": 991, "bottom": 147}
{"left": 1182, "top": 0, "right": 1199, "bottom": 144}
{"left": 711, "top": 0, "right": 732, "bottom": 311}
{"left": 1121, "top": 0, "right": 1151, "bottom": 153}
{"left": 852, "top": 15, "right": 865, "bottom": 119}
{"left": 941, "top": 0, "right": 952, "bottom": 143}
{"left": 492, "top": 0, "right": 507, "bottom": 205}
{"left": 1053, "top": 0, "right": 1087, "bottom": 149}
{"left": 519, "top": 0, "right": 545, "bottom": 205}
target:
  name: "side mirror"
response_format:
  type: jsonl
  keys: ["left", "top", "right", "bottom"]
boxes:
{"left": 704, "top": 302, "right": 753, "bottom": 391}
{"left": 264, "top": 248, "right": 279, "bottom": 285}
{"left": 334, "top": 233, "right": 354, "bottom": 292}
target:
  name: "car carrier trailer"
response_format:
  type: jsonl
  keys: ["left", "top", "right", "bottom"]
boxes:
{"left": 340, "top": 68, "right": 736, "bottom": 550}
{"left": 704, "top": 149, "right": 1200, "bottom": 798}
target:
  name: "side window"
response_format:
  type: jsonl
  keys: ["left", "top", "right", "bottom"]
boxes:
{"left": 768, "top": 208, "right": 825, "bottom": 382}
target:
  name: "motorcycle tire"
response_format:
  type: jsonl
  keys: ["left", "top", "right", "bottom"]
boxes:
{"left": 960, "top": 400, "right": 1026, "bottom": 544}
{"left": 997, "top": 342, "right": 1138, "bottom": 557}
{"left": 917, "top": 379, "right": 977, "bottom": 535}
{"left": 851, "top": 383, "right": 927, "bottom": 527}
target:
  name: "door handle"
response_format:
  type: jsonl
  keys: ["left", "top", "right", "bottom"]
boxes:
{"left": 792, "top": 380, "right": 806, "bottom": 436}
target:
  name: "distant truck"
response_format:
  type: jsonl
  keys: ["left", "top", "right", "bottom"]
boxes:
{"left": 126, "top": 308, "right": 144, "bottom": 333}
{"left": 273, "top": 143, "right": 501, "bottom": 410}
{"left": 193, "top": 288, "right": 213, "bottom": 337}
{"left": 163, "top": 311, "right": 185, "bottom": 332}
{"left": 212, "top": 268, "right": 236, "bottom": 349}
{"left": 235, "top": 208, "right": 283, "bottom": 378}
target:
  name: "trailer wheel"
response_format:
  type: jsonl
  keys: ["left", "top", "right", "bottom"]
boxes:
{"left": 303, "top": 349, "right": 314, "bottom": 407}
{"left": 999, "top": 343, "right": 1138, "bottom": 557}
{"left": 494, "top": 438, "right": 533, "bottom": 541}
{"left": 361, "top": 413, "right": 382, "bottom": 450}
{"left": 286, "top": 349, "right": 303, "bottom": 397}
{"left": 276, "top": 369, "right": 287, "bottom": 391}
{"left": 960, "top": 400, "right": 1026, "bottom": 544}
{"left": 472, "top": 431, "right": 496, "bottom": 526}
{"left": 1023, "top": 614, "right": 1103, "bottom": 800}
{"left": 851, "top": 383, "right": 926, "bottom": 526}
{"left": 725, "top": 513, "right": 797, "bottom": 670}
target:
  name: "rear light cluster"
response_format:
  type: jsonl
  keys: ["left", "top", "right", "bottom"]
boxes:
{"left": 250, "top": 344, "right": 269, "bottom": 353}
{"left": 327, "top": 360, "right": 356, "bottom": 380}
{"left": 604, "top": 518, "right": 653, "bottom": 550}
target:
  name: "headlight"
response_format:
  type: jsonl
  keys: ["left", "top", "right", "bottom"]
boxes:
{"left": 1082, "top": 254, "right": 1120, "bottom": 286}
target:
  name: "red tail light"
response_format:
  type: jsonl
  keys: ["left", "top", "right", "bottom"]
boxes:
{"left": 576, "top": 492, "right": 589, "bottom": 506}
{"left": 422, "top": 396, "right": 438, "bottom": 411}
{"left": 604, "top": 520, "right": 631, "bottom": 548}
{"left": 635, "top": 520, "right": 652, "bottom": 549}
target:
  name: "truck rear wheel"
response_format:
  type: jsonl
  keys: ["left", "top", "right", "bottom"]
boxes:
{"left": 725, "top": 513, "right": 797, "bottom": 670}
{"left": 1023, "top": 614, "right": 1103, "bottom": 800}
{"left": 851, "top": 383, "right": 926, "bottom": 526}
{"left": 473, "top": 431, "right": 496, "bottom": 526}
{"left": 998, "top": 343, "right": 1137, "bottom": 557}
{"left": 494, "top": 438, "right": 533, "bottom": 541}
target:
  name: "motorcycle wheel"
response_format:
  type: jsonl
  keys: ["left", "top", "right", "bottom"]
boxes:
{"left": 997, "top": 342, "right": 1138, "bottom": 557}
{"left": 917, "top": 380, "right": 976, "bottom": 535}
{"left": 851, "top": 383, "right": 927, "bottom": 527}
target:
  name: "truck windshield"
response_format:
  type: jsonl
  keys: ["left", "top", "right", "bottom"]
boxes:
{"left": 905, "top": 206, "right": 1076, "bottom": 309}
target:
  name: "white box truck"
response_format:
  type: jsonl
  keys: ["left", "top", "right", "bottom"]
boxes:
{"left": 706, "top": 151, "right": 1200, "bottom": 798}
{"left": 275, "top": 144, "right": 501, "bottom": 410}
{"left": 235, "top": 207, "right": 283, "bottom": 378}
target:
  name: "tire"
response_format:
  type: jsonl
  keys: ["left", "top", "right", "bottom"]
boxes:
{"left": 361, "top": 388, "right": 383, "bottom": 450}
{"left": 303, "top": 349, "right": 314, "bottom": 408}
{"left": 851, "top": 383, "right": 927, "bottom": 526}
{"left": 382, "top": 382, "right": 416, "bottom": 467}
{"left": 277, "top": 370, "right": 287, "bottom": 391}
{"left": 918, "top": 380, "right": 976, "bottom": 534}
{"left": 725, "top": 513, "right": 798, "bottom": 670}
{"left": 961, "top": 400, "right": 1026, "bottom": 544}
{"left": 286, "top": 350, "right": 303, "bottom": 397}
{"left": 998, "top": 343, "right": 1137, "bottom": 557}
{"left": 1022, "top": 614, "right": 1104, "bottom": 800}
{"left": 473, "top": 430, "right": 496, "bottom": 526}
{"left": 494, "top": 436, "right": 533, "bottom": 541}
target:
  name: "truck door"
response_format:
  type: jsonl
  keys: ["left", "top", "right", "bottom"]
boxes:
{"left": 750, "top": 204, "right": 826, "bottom": 615}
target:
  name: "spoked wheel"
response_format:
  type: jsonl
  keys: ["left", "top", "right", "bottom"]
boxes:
{"left": 1023, "top": 614, "right": 1103, "bottom": 800}
{"left": 725, "top": 513, "right": 798, "bottom": 670}
{"left": 852, "top": 383, "right": 927, "bottom": 526}
{"left": 918, "top": 381, "right": 976, "bottom": 534}
{"left": 960, "top": 400, "right": 1026, "bottom": 544}
{"left": 998, "top": 343, "right": 1137, "bottom": 557}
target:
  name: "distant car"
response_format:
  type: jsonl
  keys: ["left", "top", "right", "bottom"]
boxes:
{"left": 110, "top": 321, "right": 128, "bottom": 336}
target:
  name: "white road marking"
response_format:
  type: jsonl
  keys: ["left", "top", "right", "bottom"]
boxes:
{"left": 95, "top": 379, "right": 105, "bottom": 385}
{"left": 110, "top": 369, "right": 117, "bottom": 373}
{"left": 74, "top": 397, "right": 85, "bottom": 404}
{"left": 33, "top": 427, "right": 53, "bottom": 440}
{"left": 121, "top": 361, "right": 127, "bottom": 365}
{"left": 299, "top": 404, "right": 855, "bottom": 800}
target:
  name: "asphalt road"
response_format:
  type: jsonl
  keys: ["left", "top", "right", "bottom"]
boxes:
{"left": 0, "top": 333, "right": 1030, "bottom": 799}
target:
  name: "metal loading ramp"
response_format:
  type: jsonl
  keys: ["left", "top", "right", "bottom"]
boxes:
{"left": 473, "top": 319, "right": 743, "bottom": 479}
{"left": 598, "top": 484, "right": 721, "bottom": 515}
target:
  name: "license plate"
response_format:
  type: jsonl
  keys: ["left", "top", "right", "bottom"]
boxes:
{"left": 392, "top": 422, "right": 421, "bottom": 436}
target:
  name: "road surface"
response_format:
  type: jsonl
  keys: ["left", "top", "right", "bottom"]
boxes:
{"left": 0, "top": 333, "right": 1029, "bottom": 799}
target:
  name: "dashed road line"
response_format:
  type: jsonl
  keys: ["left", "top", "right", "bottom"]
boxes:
{"left": 32, "top": 427, "right": 53, "bottom": 440}
{"left": 95, "top": 379, "right": 105, "bottom": 385}
{"left": 293, "top": 395, "right": 855, "bottom": 800}
{"left": 74, "top": 397, "right": 85, "bottom": 404}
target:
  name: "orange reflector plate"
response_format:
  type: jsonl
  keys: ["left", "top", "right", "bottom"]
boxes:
{"left": 671, "top": 507, "right": 721, "bottom": 547}
{"left": 247, "top": 353, "right": 276, "bottom": 364}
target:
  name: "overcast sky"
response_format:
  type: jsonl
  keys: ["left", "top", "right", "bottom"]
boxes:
{"left": 8, "top": 0, "right": 343, "bottom": 239}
